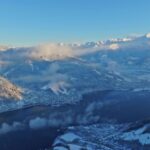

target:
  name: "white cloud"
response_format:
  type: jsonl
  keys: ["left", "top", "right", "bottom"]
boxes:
{"left": 29, "top": 117, "right": 48, "bottom": 129}
{"left": 109, "top": 44, "right": 119, "bottom": 50}
{"left": 0, "top": 122, "right": 22, "bottom": 134}
{"left": 146, "top": 33, "right": 150, "bottom": 38}
{"left": 29, "top": 43, "right": 73, "bottom": 60}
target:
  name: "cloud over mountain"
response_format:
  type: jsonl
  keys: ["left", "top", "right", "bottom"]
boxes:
{"left": 1, "top": 33, "right": 150, "bottom": 61}
{"left": 30, "top": 43, "right": 73, "bottom": 60}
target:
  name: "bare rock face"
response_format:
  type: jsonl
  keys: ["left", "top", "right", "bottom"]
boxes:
{"left": 0, "top": 76, "right": 23, "bottom": 100}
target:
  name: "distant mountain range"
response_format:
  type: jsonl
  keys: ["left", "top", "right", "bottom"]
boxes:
{"left": 0, "top": 33, "right": 150, "bottom": 112}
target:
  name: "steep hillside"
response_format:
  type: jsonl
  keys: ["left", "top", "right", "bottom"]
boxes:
{"left": 0, "top": 76, "right": 23, "bottom": 100}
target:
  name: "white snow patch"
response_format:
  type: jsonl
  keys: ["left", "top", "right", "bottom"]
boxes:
{"left": 122, "top": 125, "right": 150, "bottom": 145}
{"left": 68, "top": 144, "right": 83, "bottom": 150}
{"left": 59, "top": 133, "right": 80, "bottom": 142}
{"left": 42, "top": 81, "right": 69, "bottom": 95}
{"left": 53, "top": 147, "right": 68, "bottom": 150}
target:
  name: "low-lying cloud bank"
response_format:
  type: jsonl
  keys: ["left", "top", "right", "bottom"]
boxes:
{"left": 0, "top": 122, "right": 22, "bottom": 134}
{"left": 0, "top": 100, "right": 103, "bottom": 134}
{"left": 1, "top": 33, "right": 150, "bottom": 61}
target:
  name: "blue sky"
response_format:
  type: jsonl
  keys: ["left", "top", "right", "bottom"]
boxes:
{"left": 0, "top": 0, "right": 150, "bottom": 46}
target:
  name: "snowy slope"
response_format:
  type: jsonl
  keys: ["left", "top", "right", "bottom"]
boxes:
{"left": 0, "top": 76, "right": 23, "bottom": 100}
{"left": 122, "top": 120, "right": 150, "bottom": 145}
{"left": 0, "top": 33, "right": 150, "bottom": 111}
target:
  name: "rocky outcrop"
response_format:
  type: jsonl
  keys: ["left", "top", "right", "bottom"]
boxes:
{"left": 0, "top": 76, "right": 23, "bottom": 100}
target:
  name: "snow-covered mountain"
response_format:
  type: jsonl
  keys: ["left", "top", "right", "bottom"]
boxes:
{"left": 0, "top": 33, "right": 150, "bottom": 112}
{"left": 1, "top": 33, "right": 150, "bottom": 60}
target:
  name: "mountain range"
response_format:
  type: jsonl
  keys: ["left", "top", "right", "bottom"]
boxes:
{"left": 0, "top": 33, "right": 150, "bottom": 112}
